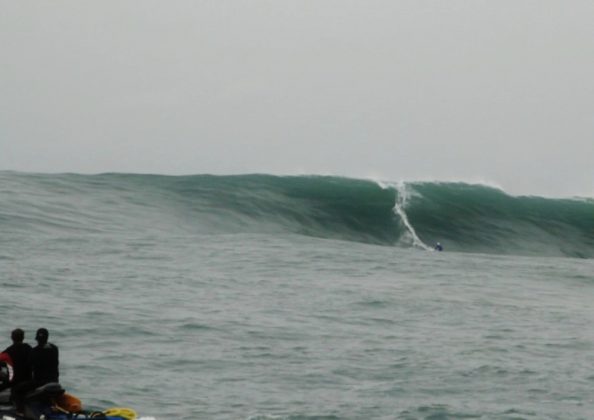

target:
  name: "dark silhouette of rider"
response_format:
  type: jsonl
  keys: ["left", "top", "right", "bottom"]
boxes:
{"left": 0, "top": 329, "right": 32, "bottom": 391}
{"left": 30, "top": 328, "right": 59, "bottom": 385}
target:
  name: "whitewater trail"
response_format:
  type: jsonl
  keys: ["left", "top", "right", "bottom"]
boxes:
{"left": 377, "top": 180, "right": 432, "bottom": 251}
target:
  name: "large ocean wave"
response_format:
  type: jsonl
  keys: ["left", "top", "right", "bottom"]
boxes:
{"left": 1, "top": 172, "right": 592, "bottom": 258}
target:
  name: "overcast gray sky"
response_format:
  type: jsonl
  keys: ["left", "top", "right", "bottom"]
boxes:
{"left": 1, "top": 1, "right": 593, "bottom": 196}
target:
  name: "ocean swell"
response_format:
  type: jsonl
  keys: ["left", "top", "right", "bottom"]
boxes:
{"left": 1, "top": 172, "right": 592, "bottom": 258}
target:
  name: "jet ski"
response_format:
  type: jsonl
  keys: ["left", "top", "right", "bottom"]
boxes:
{"left": 1, "top": 363, "right": 136, "bottom": 420}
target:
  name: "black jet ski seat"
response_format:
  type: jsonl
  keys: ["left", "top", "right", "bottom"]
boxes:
{"left": 24, "top": 382, "right": 65, "bottom": 403}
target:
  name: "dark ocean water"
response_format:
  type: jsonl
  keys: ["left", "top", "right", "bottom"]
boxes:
{"left": 1, "top": 172, "right": 593, "bottom": 419}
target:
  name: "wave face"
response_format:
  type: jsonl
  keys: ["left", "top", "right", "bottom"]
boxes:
{"left": 400, "top": 182, "right": 594, "bottom": 258}
{"left": 1, "top": 172, "right": 592, "bottom": 258}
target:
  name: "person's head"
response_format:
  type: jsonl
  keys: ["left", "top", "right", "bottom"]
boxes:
{"left": 35, "top": 328, "right": 49, "bottom": 345}
{"left": 11, "top": 328, "right": 25, "bottom": 343}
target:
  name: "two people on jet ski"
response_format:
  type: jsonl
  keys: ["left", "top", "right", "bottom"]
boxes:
{"left": 1, "top": 328, "right": 59, "bottom": 413}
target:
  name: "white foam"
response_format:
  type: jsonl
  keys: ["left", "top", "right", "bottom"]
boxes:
{"left": 374, "top": 180, "right": 432, "bottom": 251}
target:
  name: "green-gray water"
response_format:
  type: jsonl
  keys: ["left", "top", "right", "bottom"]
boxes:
{"left": 1, "top": 172, "right": 593, "bottom": 419}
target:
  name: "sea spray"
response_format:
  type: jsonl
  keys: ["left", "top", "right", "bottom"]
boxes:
{"left": 377, "top": 180, "right": 432, "bottom": 251}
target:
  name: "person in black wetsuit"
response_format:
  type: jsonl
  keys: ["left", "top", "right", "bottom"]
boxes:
{"left": 0, "top": 329, "right": 32, "bottom": 391}
{"left": 30, "top": 328, "right": 59, "bottom": 385}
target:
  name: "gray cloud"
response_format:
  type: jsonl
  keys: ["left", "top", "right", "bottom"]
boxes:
{"left": 1, "top": 1, "right": 593, "bottom": 196}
